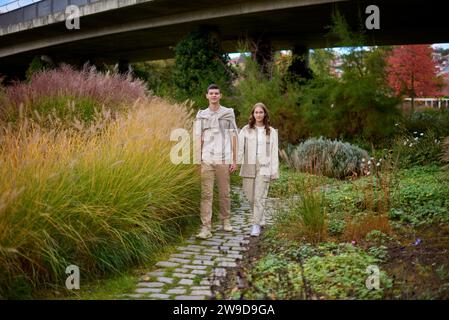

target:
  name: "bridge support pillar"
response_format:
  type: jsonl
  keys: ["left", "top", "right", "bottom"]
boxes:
{"left": 287, "top": 45, "right": 312, "bottom": 83}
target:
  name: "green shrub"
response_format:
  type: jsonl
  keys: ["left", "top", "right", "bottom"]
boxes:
{"left": 442, "top": 136, "right": 449, "bottom": 173}
{"left": 403, "top": 109, "right": 449, "bottom": 138}
{"left": 172, "top": 29, "right": 233, "bottom": 110}
{"left": 248, "top": 253, "right": 304, "bottom": 299}
{"left": 247, "top": 243, "right": 392, "bottom": 299}
{"left": 365, "top": 230, "right": 393, "bottom": 245}
{"left": 25, "top": 56, "right": 52, "bottom": 80}
{"left": 268, "top": 165, "right": 332, "bottom": 199}
{"left": 132, "top": 59, "right": 174, "bottom": 98}
{"left": 389, "top": 166, "right": 449, "bottom": 225}
{"left": 328, "top": 219, "right": 346, "bottom": 236}
{"left": 392, "top": 130, "right": 443, "bottom": 168}
{"left": 302, "top": 244, "right": 392, "bottom": 299}
{"left": 285, "top": 137, "right": 369, "bottom": 179}
{"left": 367, "top": 245, "right": 389, "bottom": 261}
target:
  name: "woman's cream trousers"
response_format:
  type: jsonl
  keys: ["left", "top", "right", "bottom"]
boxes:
{"left": 242, "top": 164, "right": 270, "bottom": 225}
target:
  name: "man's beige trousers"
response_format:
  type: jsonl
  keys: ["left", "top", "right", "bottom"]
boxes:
{"left": 242, "top": 166, "right": 270, "bottom": 225}
{"left": 200, "top": 163, "right": 231, "bottom": 230}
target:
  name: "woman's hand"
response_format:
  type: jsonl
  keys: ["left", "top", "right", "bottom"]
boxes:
{"left": 270, "top": 175, "right": 277, "bottom": 181}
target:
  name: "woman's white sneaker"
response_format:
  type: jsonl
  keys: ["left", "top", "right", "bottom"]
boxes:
{"left": 250, "top": 224, "right": 261, "bottom": 237}
{"left": 223, "top": 220, "right": 233, "bottom": 232}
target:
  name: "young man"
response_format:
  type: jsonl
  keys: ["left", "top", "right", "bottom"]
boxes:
{"left": 194, "top": 84, "right": 238, "bottom": 239}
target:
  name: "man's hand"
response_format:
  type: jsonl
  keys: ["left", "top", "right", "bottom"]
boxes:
{"left": 270, "top": 175, "right": 277, "bottom": 181}
{"left": 229, "top": 163, "right": 237, "bottom": 173}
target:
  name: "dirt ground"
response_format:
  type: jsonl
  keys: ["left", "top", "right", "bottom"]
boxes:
{"left": 382, "top": 224, "right": 449, "bottom": 299}
{"left": 213, "top": 235, "right": 265, "bottom": 300}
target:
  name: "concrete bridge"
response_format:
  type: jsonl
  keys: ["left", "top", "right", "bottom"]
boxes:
{"left": 0, "top": 0, "right": 447, "bottom": 77}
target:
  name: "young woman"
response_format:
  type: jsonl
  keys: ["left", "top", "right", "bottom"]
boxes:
{"left": 238, "top": 102, "right": 279, "bottom": 237}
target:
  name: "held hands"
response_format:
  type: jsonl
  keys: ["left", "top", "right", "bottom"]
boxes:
{"left": 229, "top": 163, "right": 237, "bottom": 173}
{"left": 270, "top": 175, "right": 278, "bottom": 181}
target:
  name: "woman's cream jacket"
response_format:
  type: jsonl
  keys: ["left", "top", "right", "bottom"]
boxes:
{"left": 238, "top": 124, "right": 279, "bottom": 179}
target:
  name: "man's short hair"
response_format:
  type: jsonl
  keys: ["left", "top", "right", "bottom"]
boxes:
{"left": 207, "top": 84, "right": 220, "bottom": 93}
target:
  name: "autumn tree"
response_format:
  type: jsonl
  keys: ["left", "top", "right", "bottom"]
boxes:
{"left": 386, "top": 45, "right": 439, "bottom": 112}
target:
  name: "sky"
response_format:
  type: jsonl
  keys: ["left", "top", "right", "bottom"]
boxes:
{"left": 228, "top": 43, "right": 449, "bottom": 59}
{"left": 433, "top": 43, "right": 449, "bottom": 50}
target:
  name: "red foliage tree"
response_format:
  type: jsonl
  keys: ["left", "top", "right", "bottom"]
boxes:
{"left": 386, "top": 45, "right": 440, "bottom": 111}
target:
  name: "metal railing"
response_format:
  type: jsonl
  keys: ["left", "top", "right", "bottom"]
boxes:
{"left": 0, "top": 0, "right": 41, "bottom": 14}
{"left": 0, "top": 0, "right": 99, "bottom": 28}
{"left": 404, "top": 97, "right": 449, "bottom": 109}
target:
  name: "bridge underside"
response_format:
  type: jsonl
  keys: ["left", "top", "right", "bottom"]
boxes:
{"left": 0, "top": 0, "right": 447, "bottom": 77}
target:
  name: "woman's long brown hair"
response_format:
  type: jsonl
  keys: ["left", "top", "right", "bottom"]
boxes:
{"left": 249, "top": 102, "right": 271, "bottom": 135}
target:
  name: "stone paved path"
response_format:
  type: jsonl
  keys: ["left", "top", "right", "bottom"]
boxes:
{"left": 122, "top": 187, "right": 278, "bottom": 300}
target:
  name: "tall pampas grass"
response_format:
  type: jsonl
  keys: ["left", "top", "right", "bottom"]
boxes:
{"left": 0, "top": 97, "right": 200, "bottom": 299}
{"left": 0, "top": 64, "right": 147, "bottom": 126}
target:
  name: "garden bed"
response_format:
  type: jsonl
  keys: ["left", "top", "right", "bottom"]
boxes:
{"left": 220, "top": 165, "right": 449, "bottom": 300}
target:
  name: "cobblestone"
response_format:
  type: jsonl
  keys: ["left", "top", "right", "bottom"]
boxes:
{"left": 125, "top": 187, "right": 275, "bottom": 300}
